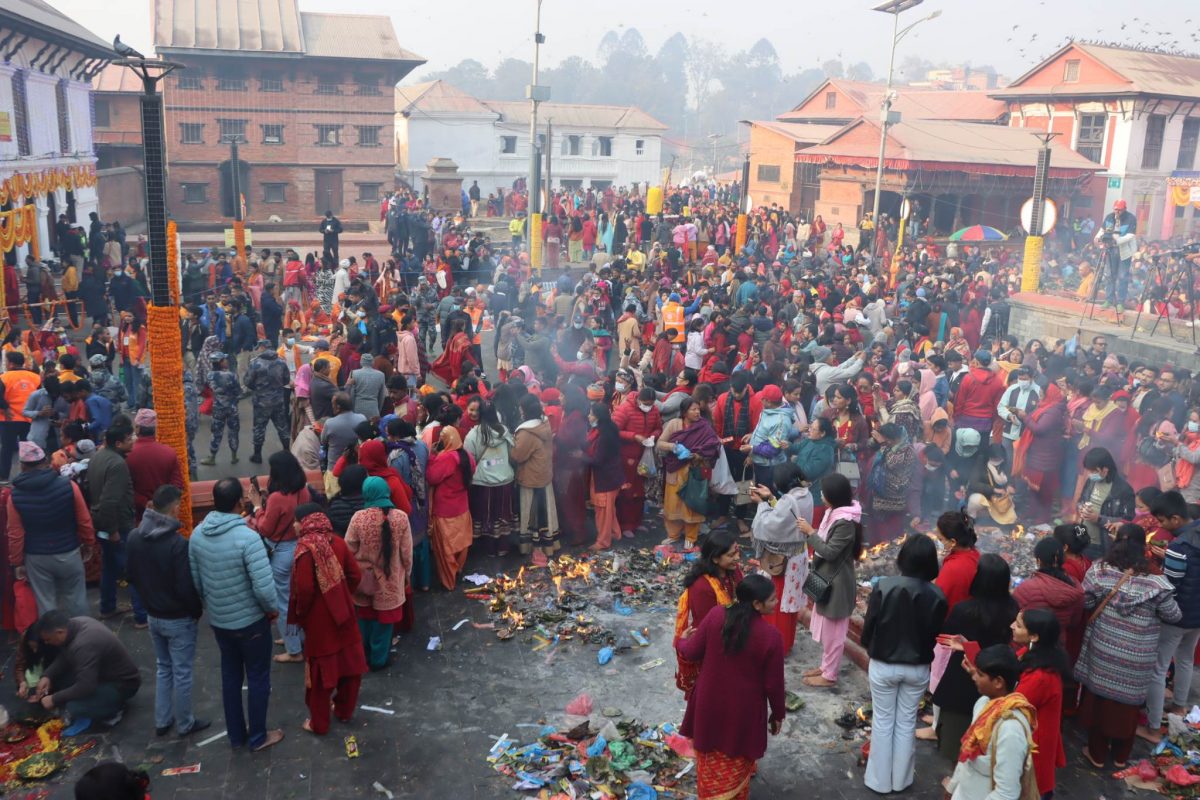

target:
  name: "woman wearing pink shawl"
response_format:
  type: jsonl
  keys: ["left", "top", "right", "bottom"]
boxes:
{"left": 512, "top": 365, "right": 541, "bottom": 394}
{"left": 292, "top": 362, "right": 314, "bottom": 440}
{"left": 917, "top": 369, "right": 938, "bottom": 425}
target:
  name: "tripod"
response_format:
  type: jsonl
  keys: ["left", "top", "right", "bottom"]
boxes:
{"left": 1130, "top": 252, "right": 1199, "bottom": 351}
{"left": 1077, "top": 242, "right": 1113, "bottom": 329}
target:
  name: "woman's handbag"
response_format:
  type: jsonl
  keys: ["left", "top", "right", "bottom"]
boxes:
{"left": 835, "top": 449, "right": 860, "bottom": 482}
{"left": 733, "top": 462, "right": 755, "bottom": 506}
{"left": 802, "top": 558, "right": 833, "bottom": 605}
{"left": 681, "top": 465, "right": 711, "bottom": 514}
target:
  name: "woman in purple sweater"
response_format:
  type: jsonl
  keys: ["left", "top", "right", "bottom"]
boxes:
{"left": 677, "top": 574, "right": 786, "bottom": 799}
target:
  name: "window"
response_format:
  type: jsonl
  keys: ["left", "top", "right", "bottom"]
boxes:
{"left": 11, "top": 69, "right": 30, "bottom": 157}
{"left": 1063, "top": 59, "right": 1081, "bottom": 83}
{"left": 93, "top": 97, "right": 111, "bottom": 128}
{"left": 177, "top": 74, "right": 203, "bottom": 90}
{"left": 635, "top": 138, "right": 645, "bottom": 155}
{"left": 1076, "top": 112, "right": 1106, "bottom": 163}
{"left": 217, "top": 76, "right": 247, "bottom": 91}
{"left": 596, "top": 136, "right": 613, "bottom": 157}
{"left": 1178, "top": 118, "right": 1200, "bottom": 170}
{"left": 218, "top": 118, "right": 247, "bottom": 143}
{"left": 56, "top": 80, "right": 71, "bottom": 153}
{"left": 500, "top": 135, "right": 517, "bottom": 154}
{"left": 315, "top": 124, "right": 341, "bottom": 146}
{"left": 757, "top": 164, "right": 781, "bottom": 182}
{"left": 356, "top": 182, "right": 383, "bottom": 203}
{"left": 259, "top": 77, "right": 284, "bottom": 93}
{"left": 316, "top": 78, "right": 341, "bottom": 95}
{"left": 356, "top": 126, "right": 381, "bottom": 147}
{"left": 261, "top": 124, "right": 284, "bottom": 145}
{"left": 825, "top": 91, "right": 837, "bottom": 110}
{"left": 263, "top": 183, "right": 287, "bottom": 204}
{"left": 182, "top": 183, "right": 208, "bottom": 203}
{"left": 355, "top": 76, "right": 382, "bottom": 96}
{"left": 180, "top": 123, "right": 204, "bottom": 144}
{"left": 1142, "top": 113, "right": 1166, "bottom": 169}
{"left": 562, "top": 135, "right": 581, "bottom": 156}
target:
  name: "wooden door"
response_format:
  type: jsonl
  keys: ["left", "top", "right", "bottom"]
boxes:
{"left": 314, "top": 169, "right": 343, "bottom": 215}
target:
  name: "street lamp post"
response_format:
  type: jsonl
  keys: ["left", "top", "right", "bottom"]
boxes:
{"left": 869, "top": 1, "right": 941, "bottom": 254}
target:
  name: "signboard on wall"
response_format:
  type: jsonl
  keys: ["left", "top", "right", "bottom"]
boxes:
{"left": 223, "top": 229, "right": 252, "bottom": 247}
{"left": 0, "top": 112, "right": 11, "bottom": 142}
{"left": 1107, "top": 177, "right": 1122, "bottom": 189}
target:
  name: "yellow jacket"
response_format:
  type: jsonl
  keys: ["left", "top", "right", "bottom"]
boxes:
{"left": 509, "top": 218, "right": 525, "bottom": 237}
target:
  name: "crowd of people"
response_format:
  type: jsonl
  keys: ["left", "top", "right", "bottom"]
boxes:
{"left": 3, "top": 180, "right": 1200, "bottom": 799}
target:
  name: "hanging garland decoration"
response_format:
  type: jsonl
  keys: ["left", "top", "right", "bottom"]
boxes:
{"left": 166, "top": 221, "right": 180, "bottom": 306}
{"left": 0, "top": 205, "right": 38, "bottom": 252}
{"left": 146, "top": 303, "right": 193, "bottom": 532}
{"left": 0, "top": 165, "right": 97, "bottom": 205}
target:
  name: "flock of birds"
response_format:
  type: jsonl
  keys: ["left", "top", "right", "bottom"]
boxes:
{"left": 1005, "top": 17, "right": 1200, "bottom": 62}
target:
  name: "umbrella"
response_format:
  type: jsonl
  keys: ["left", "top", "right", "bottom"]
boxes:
{"left": 949, "top": 225, "right": 1008, "bottom": 241}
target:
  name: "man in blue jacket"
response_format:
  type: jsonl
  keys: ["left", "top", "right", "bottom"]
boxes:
{"left": 1144, "top": 490, "right": 1200, "bottom": 743}
{"left": 188, "top": 479, "right": 283, "bottom": 752}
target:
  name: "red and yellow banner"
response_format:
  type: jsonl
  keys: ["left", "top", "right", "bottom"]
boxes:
{"left": 0, "top": 165, "right": 97, "bottom": 205}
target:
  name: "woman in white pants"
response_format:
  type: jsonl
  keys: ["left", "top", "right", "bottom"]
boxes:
{"left": 860, "top": 535, "right": 949, "bottom": 794}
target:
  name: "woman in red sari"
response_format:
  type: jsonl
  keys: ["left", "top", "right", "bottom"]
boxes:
{"left": 429, "top": 319, "right": 477, "bottom": 386}
{"left": 287, "top": 507, "right": 367, "bottom": 735}
{"left": 677, "top": 574, "right": 786, "bottom": 799}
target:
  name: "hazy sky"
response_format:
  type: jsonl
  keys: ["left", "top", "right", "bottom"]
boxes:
{"left": 51, "top": 0, "right": 1197, "bottom": 83}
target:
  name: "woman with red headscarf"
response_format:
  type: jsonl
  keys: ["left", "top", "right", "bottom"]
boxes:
{"left": 1013, "top": 382, "right": 1067, "bottom": 523}
{"left": 288, "top": 507, "right": 366, "bottom": 735}
{"left": 426, "top": 426, "right": 474, "bottom": 590}
{"left": 357, "top": 439, "right": 412, "bottom": 514}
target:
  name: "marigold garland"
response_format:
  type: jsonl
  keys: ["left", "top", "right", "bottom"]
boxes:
{"left": 0, "top": 165, "right": 96, "bottom": 205}
{"left": 166, "top": 220, "right": 180, "bottom": 306}
{"left": 146, "top": 304, "right": 192, "bottom": 531}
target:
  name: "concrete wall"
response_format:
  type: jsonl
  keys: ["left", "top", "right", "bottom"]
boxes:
{"left": 98, "top": 166, "right": 146, "bottom": 231}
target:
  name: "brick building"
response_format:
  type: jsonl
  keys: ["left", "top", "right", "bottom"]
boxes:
{"left": 152, "top": 0, "right": 424, "bottom": 226}
{"left": 92, "top": 64, "right": 144, "bottom": 170}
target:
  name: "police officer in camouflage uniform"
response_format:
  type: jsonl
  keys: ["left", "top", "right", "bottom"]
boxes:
{"left": 88, "top": 353, "right": 127, "bottom": 412}
{"left": 414, "top": 276, "right": 439, "bottom": 354}
{"left": 200, "top": 352, "right": 241, "bottom": 466}
{"left": 245, "top": 338, "right": 291, "bottom": 464}
{"left": 182, "top": 369, "right": 199, "bottom": 480}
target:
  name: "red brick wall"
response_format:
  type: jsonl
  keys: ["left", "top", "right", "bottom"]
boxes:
{"left": 162, "top": 55, "right": 396, "bottom": 225}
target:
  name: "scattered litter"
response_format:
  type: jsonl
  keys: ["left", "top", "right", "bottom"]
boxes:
{"left": 464, "top": 574, "right": 492, "bottom": 586}
{"left": 360, "top": 705, "right": 395, "bottom": 715}
{"left": 471, "top": 622, "right": 495, "bottom": 630}
{"left": 344, "top": 735, "right": 359, "bottom": 759}
{"left": 640, "top": 658, "right": 665, "bottom": 671}
{"left": 602, "top": 707, "right": 624, "bottom": 718}
{"left": 160, "top": 764, "right": 201, "bottom": 777}
{"left": 630, "top": 629, "right": 650, "bottom": 647}
{"left": 613, "top": 598, "right": 634, "bottom": 616}
{"left": 426, "top": 636, "right": 442, "bottom": 651}
{"left": 598, "top": 646, "right": 614, "bottom": 665}
{"left": 451, "top": 618, "right": 470, "bottom": 631}
{"left": 372, "top": 780, "right": 395, "bottom": 799}
{"left": 785, "top": 691, "right": 806, "bottom": 712}
{"left": 565, "top": 693, "right": 594, "bottom": 716}
{"left": 196, "top": 730, "right": 227, "bottom": 747}
{"left": 674, "top": 760, "right": 695, "bottom": 779}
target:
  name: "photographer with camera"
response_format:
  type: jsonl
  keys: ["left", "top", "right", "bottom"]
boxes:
{"left": 1094, "top": 199, "right": 1138, "bottom": 315}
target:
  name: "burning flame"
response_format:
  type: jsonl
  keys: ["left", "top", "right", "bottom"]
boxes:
{"left": 860, "top": 534, "right": 907, "bottom": 561}
{"left": 1011, "top": 525, "right": 1025, "bottom": 541}
{"left": 552, "top": 575, "right": 564, "bottom": 597}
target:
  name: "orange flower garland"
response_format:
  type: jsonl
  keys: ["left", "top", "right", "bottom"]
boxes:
{"left": 146, "top": 303, "right": 193, "bottom": 531}
{"left": 166, "top": 220, "right": 180, "bottom": 306}
{"left": 0, "top": 165, "right": 96, "bottom": 205}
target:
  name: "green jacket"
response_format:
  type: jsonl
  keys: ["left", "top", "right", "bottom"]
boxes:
{"left": 88, "top": 446, "right": 135, "bottom": 535}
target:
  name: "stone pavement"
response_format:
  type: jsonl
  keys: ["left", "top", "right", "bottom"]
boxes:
{"left": 4, "top": 522, "right": 1142, "bottom": 800}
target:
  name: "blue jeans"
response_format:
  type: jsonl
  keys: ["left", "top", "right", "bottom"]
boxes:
{"left": 100, "top": 537, "right": 146, "bottom": 623}
{"left": 212, "top": 617, "right": 272, "bottom": 748}
{"left": 123, "top": 361, "right": 142, "bottom": 409}
{"left": 268, "top": 539, "right": 303, "bottom": 655}
{"left": 149, "top": 616, "right": 198, "bottom": 733}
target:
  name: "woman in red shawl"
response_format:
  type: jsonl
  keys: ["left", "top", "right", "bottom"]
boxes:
{"left": 357, "top": 439, "right": 412, "bottom": 514}
{"left": 429, "top": 319, "right": 477, "bottom": 386}
{"left": 1013, "top": 382, "right": 1067, "bottom": 522}
{"left": 554, "top": 387, "right": 590, "bottom": 545}
{"left": 288, "top": 507, "right": 367, "bottom": 735}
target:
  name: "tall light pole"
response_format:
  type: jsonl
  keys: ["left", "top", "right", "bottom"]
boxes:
{"left": 527, "top": 0, "right": 549, "bottom": 221}
{"left": 869, "top": 1, "right": 941, "bottom": 253}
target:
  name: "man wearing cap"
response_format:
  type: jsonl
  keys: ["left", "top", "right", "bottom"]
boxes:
{"left": 347, "top": 351, "right": 386, "bottom": 421}
{"left": 0, "top": 351, "right": 41, "bottom": 482}
{"left": 954, "top": 350, "right": 1006, "bottom": 453}
{"left": 63, "top": 381, "right": 113, "bottom": 441}
{"left": 88, "top": 416, "right": 146, "bottom": 625}
{"left": 201, "top": 353, "right": 242, "bottom": 466}
{"left": 245, "top": 341, "right": 292, "bottom": 464}
{"left": 809, "top": 344, "right": 865, "bottom": 395}
{"left": 1096, "top": 198, "right": 1137, "bottom": 310}
{"left": 7, "top": 441, "right": 94, "bottom": 616}
{"left": 660, "top": 292, "right": 685, "bottom": 345}
{"left": 228, "top": 301, "right": 256, "bottom": 385}
{"left": 87, "top": 353, "right": 127, "bottom": 413}
{"left": 126, "top": 409, "right": 185, "bottom": 521}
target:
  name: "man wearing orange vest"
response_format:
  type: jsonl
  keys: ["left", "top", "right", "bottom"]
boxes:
{"left": 0, "top": 351, "right": 41, "bottom": 481}
{"left": 661, "top": 292, "right": 685, "bottom": 344}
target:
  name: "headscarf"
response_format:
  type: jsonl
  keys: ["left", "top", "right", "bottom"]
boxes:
{"left": 294, "top": 512, "right": 352, "bottom": 625}
{"left": 917, "top": 368, "right": 938, "bottom": 422}
{"left": 513, "top": 365, "right": 541, "bottom": 393}
{"left": 1012, "top": 382, "right": 1064, "bottom": 477}
{"left": 927, "top": 408, "right": 952, "bottom": 454}
{"left": 361, "top": 475, "right": 395, "bottom": 509}
{"left": 195, "top": 334, "right": 221, "bottom": 387}
{"left": 439, "top": 424, "right": 463, "bottom": 451}
{"left": 358, "top": 439, "right": 412, "bottom": 513}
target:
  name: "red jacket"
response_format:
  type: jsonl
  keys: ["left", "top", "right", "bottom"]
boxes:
{"left": 935, "top": 547, "right": 980, "bottom": 612}
{"left": 126, "top": 437, "right": 185, "bottom": 519}
{"left": 953, "top": 367, "right": 1005, "bottom": 422}
{"left": 713, "top": 390, "right": 763, "bottom": 440}
{"left": 612, "top": 394, "right": 663, "bottom": 460}
{"left": 1016, "top": 666, "right": 1065, "bottom": 795}
{"left": 427, "top": 449, "right": 472, "bottom": 517}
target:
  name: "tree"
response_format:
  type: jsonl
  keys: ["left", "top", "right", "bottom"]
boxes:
{"left": 847, "top": 61, "right": 874, "bottom": 81}
{"left": 422, "top": 59, "right": 490, "bottom": 97}
{"left": 492, "top": 58, "right": 533, "bottom": 100}
{"left": 821, "top": 59, "right": 845, "bottom": 79}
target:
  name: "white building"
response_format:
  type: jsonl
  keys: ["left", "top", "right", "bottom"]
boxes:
{"left": 395, "top": 80, "right": 665, "bottom": 197}
{"left": 992, "top": 42, "right": 1200, "bottom": 240}
{"left": 0, "top": 0, "right": 111, "bottom": 265}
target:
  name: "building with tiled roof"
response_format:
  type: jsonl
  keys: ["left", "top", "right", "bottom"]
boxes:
{"left": 991, "top": 41, "right": 1200, "bottom": 240}
{"left": 394, "top": 81, "right": 666, "bottom": 196}
{"left": 151, "top": 0, "right": 424, "bottom": 225}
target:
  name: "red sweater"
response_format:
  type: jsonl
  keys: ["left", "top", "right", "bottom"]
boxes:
{"left": 935, "top": 548, "right": 980, "bottom": 612}
{"left": 126, "top": 437, "right": 184, "bottom": 519}
{"left": 677, "top": 608, "right": 785, "bottom": 761}
{"left": 953, "top": 367, "right": 1006, "bottom": 422}
{"left": 427, "top": 449, "right": 472, "bottom": 517}
{"left": 252, "top": 487, "right": 311, "bottom": 543}
{"left": 1016, "top": 666, "right": 1064, "bottom": 795}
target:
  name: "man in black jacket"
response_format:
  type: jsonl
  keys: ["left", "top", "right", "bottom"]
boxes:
{"left": 127, "top": 485, "right": 209, "bottom": 737}
{"left": 319, "top": 210, "right": 343, "bottom": 263}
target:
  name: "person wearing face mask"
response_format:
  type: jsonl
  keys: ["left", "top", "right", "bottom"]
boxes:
{"left": 1076, "top": 447, "right": 1136, "bottom": 558}
{"left": 1159, "top": 408, "right": 1200, "bottom": 503}
{"left": 554, "top": 337, "right": 603, "bottom": 382}
{"left": 995, "top": 366, "right": 1041, "bottom": 469}
{"left": 613, "top": 385, "right": 663, "bottom": 539}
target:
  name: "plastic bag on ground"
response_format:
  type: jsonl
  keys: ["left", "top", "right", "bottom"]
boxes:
{"left": 565, "top": 692, "right": 593, "bottom": 716}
